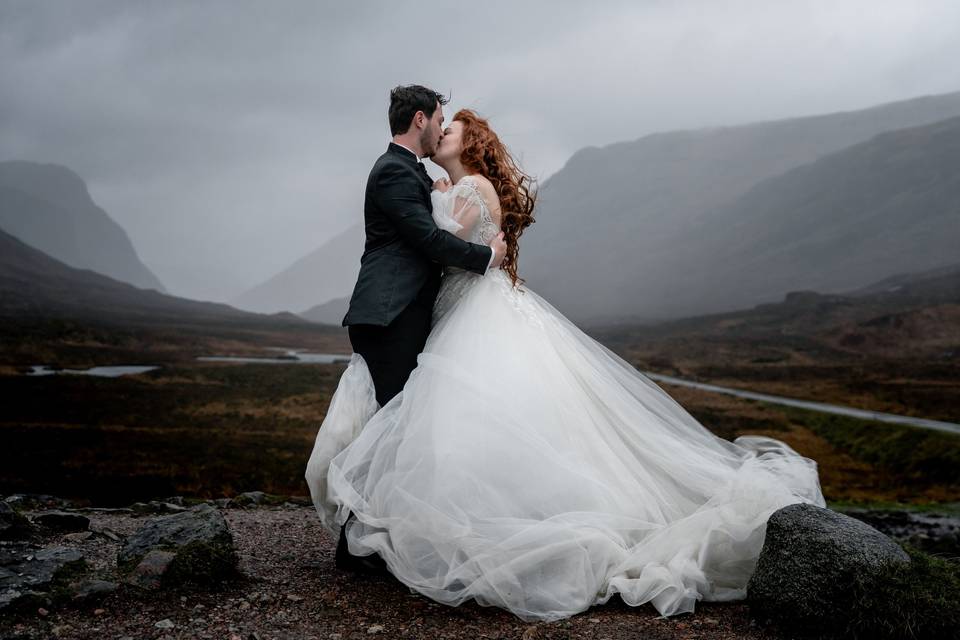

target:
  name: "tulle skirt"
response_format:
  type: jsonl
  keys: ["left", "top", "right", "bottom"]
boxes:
{"left": 305, "top": 268, "right": 825, "bottom": 622}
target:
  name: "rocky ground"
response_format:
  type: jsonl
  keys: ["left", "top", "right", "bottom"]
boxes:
{"left": 1, "top": 495, "right": 782, "bottom": 640}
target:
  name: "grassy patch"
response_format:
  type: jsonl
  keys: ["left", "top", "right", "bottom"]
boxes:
{"left": 0, "top": 362, "right": 346, "bottom": 504}
{"left": 843, "top": 544, "right": 960, "bottom": 639}
{"left": 779, "top": 406, "right": 960, "bottom": 486}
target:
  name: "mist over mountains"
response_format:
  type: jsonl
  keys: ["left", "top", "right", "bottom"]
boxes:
{"left": 518, "top": 90, "right": 960, "bottom": 324}
{"left": 0, "top": 161, "right": 166, "bottom": 294}
{"left": 645, "top": 115, "right": 960, "bottom": 319}
{"left": 2, "top": 90, "right": 958, "bottom": 330}
{"left": 230, "top": 223, "right": 362, "bottom": 315}
{"left": 0, "top": 225, "right": 304, "bottom": 326}
{"left": 227, "top": 90, "right": 960, "bottom": 326}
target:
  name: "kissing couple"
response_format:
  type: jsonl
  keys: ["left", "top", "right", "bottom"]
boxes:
{"left": 305, "top": 84, "right": 825, "bottom": 622}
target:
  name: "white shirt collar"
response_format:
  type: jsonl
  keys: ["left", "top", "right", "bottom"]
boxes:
{"left": 392, "top": 141, "right": 421, "bottom": 163}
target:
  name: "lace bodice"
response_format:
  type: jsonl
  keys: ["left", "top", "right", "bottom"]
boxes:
{"left": 430, "top": 175, "right": 502, "bottom": 324}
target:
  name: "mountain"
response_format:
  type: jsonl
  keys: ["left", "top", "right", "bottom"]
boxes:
{"left": 625, "top": 115, "right": 960, "bottom": 321}
{"left": 0, "top": 161, "right": 166, "bottom": 293}
{"left": 518, "top": 90, "right": 960, "bottom": 324}
{"left": 0, "top": 226, "right": 303, "bottom": 325}
{"left": 594, "top": 261, "right": 960, "bottom": 361}
{"left": 299, "top": 295, "right": 349, "bottom": 326}
{"left": 230, "top": 223, "right": 363, "bottom": 314}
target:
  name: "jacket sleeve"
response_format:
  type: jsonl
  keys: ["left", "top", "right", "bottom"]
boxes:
{"left": 374, "top": 162, "right": 492, "bottom": 275}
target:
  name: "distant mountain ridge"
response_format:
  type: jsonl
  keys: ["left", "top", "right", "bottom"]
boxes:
{"left": 230, "top": 223, "right": 362, "bottom": 314}
{"left": 0, "top": 160, "right": 166, "bottom": 293}
{"left": 518, "top": 89, "right": 960, "bottom": 324}
{"left": 0, "top": 226, "right": 303, "bottom": 325}
{"left": 594, "top": 261, "right": 960, "bottom": 362}
{"left": 619, "top": 114, "right": 960, "bottom": 321}
{"left": 299, "top": 295, "right": 349, "bottom": 326}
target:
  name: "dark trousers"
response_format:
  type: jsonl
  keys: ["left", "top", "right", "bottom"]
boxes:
{"left": 347, "top": 297, "right": 433, "bottom": 407}
{"left": 338, "top": 297, "right": 433, "bottom": 565}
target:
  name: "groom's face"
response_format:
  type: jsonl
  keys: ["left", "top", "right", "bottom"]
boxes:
{"left": 418, "top": 102, "right": 444, "bottom": 159}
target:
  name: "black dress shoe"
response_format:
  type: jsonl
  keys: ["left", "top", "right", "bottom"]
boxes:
{"left": 335, "top": 512, "right": 389, "bottom": 574}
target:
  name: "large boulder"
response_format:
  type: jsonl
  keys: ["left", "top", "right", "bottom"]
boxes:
{"left": 0, "top": 544, "right": 87, "bottom": 612}
{"left": 747, "top": 503, "right": 910, "bottom": 635}
{"left": 30, "top": 510, "right": 90, "bottom": 533}
{"left": 118, "top": 504, "right": 238, "bottom": 589}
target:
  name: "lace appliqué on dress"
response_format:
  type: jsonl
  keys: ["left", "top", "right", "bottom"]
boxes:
{"left": 432, "top": 176, "right": 504, "bottom": 325}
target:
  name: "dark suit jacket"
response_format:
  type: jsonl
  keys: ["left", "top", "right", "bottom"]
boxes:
{"left": 342, "top": 143, "right": 492, "bottom": 327}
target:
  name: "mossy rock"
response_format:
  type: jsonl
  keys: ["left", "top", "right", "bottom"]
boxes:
{"left": 118, "top": 504, "right": 238, "bottom": 588}
{"left": 747, "top": 503, "right": 910, "bottom": 637}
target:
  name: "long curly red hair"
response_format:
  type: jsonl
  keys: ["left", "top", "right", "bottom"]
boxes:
{"left": 453, "top": 109, "right": 537, "bottom": 288}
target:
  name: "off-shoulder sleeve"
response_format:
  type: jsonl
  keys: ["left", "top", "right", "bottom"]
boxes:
{"left": 430, "top": 189, "right": 464, "bottom": 234}
{"left": 430, "top": 177, "right": 484, "bottom": 241}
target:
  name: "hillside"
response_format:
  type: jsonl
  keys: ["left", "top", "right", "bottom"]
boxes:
{"left": 230, "top": 223, "right": 362, "bottom": 314}
{"left": 0, "top": 161, "right": 166, "bottom": 293}
{"left": 0, "top": 227, "right": 303, "bottom": 326}
{"left": 517, "top": 90, "right": 960, "bottom": 324}
{"left": 299, "top": 295, "right": 349, "bottom": 326}
{"left": 635, "top": 116, "right": 960, "bottom": 321}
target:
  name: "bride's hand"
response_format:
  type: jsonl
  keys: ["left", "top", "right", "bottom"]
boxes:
{"left": 433, "top": 177, "right": 452, "bottom": 193}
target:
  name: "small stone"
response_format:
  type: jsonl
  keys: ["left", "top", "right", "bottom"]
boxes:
{"left": 38, "top": 607, "right": 49, "bottom": 616}
{"left": 64, "top": 531, "right": 94, "bottom": 542}
{"left": 94, "top": 608, "right": 105, "bottom": 615}
{"left": 69, "top": 579, "right": 119, "bottom": 602}
{"left": 91, "top": 526, "right": 121, "bottom": 542}
{"left": 286, "top": 594, "right": 303, "bottom": 602}
{"left": 366, "top": 624, "right": 384, "bottom": 634}
{"left": 155, "top": 618, "right": 175, "bottom": 629}
{"left": 588, "top": 617, "right": 600, "bottom": 623}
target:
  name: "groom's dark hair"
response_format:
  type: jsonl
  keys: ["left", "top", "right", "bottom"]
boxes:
{"left": 389, "top": 85, "right": 449, "bottom": 136}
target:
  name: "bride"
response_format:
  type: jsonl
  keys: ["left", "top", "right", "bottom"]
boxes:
{"left": 305, "top": 108, "right": 825, "bottom": 622}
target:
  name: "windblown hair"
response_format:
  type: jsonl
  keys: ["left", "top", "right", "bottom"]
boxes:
{"left": 453, "top": 109, "right": 537, "bottom": 288}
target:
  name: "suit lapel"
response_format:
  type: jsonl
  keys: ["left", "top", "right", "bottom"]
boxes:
{"left": 388, "top": 143, "right": 433, "bottom": 190}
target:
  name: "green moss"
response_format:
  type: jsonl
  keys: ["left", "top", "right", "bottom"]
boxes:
{"left": 163, "top": 539, "right": 240, "bottom": 588}
{"left": 843, "top": 544, "right": 960, "bottom": 640}
{"left": 759, "top": 545, "right": 960, "bottom": 639}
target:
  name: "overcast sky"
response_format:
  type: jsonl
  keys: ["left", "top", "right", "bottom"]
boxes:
{"left": 2, "top": 0, "right": 959, "bottom": 301}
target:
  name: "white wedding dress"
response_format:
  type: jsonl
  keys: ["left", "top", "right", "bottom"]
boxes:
{"left": 305, "top": 176, "right": 825, "bottom": 622}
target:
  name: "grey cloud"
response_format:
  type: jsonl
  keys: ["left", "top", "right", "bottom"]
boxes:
{"left": 2, "top": 0, "right": 959, "bottom": 300}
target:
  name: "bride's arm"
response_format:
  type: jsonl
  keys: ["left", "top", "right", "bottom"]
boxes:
{"left": 431, "top": 179, "right": 483, "bottom": 241}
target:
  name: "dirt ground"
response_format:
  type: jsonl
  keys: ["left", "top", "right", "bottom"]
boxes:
{"left": 0, "top": 505, "right": 783, "bottom": 640}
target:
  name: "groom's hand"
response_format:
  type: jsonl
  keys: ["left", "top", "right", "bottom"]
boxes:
{"left": 489, "top": 232, "right": 507, "bottom": 268}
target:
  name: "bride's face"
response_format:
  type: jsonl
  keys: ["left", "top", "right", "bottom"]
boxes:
{"left": 433, "top": 120, "right": 463, "bottom": 166}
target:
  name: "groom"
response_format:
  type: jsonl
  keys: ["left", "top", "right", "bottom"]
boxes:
{"left": 336, "top": 85, "right": 506, "bottom": 572}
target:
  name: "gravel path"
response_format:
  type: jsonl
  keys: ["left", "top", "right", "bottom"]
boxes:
{"left": 1, "top": 505, "right": 782, "bottom": 640}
